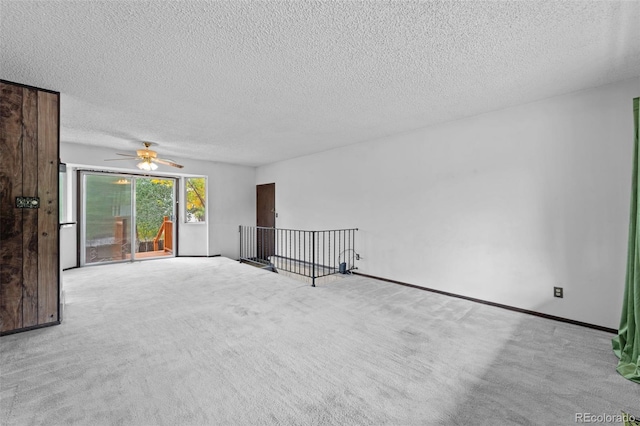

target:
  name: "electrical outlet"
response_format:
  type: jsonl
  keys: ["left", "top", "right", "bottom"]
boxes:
{"left": 554, "top": 287, "right": 563, "bottom": 298}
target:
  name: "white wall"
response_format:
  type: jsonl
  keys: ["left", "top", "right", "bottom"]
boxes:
{"left": 257, "top": 77, "right": 640, "bottom": 329}
{"left": 60, "top": 143, "right": 255, "bottom": 266}
{"left": 208, "top": 162, "right": 257, "bottom": 257}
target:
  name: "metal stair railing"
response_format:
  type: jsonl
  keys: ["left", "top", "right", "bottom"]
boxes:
{"left": 239, "top": 225, "right": 358, "bottom": 287}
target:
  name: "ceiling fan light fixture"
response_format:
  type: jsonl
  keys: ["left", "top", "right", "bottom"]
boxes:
{"left": 137, "top": 160, "right": 157, "bottom": 171}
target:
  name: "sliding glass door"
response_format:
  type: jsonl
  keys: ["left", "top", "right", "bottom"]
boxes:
{"left": 81, "top": 172, "right": 176, "bottom": 265}
{"left": 82, "top": 174, "right": 132, "bottom": 264}
{"left": 133, "top": 177, "right": 176, "bottom": 259}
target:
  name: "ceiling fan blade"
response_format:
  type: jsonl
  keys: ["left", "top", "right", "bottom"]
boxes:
{"left": 153, "top": 158, "right": 184, "bottom": 168}
{"left": 115, "top": 153, "right": 138, "bottom": 157}
{"left": 104, "top": 158, "right": 135, "bottom": 161}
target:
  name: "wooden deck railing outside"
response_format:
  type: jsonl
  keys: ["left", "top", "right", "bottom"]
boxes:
{"left": 153, "top": 216, "right": 173, "bottom": 252}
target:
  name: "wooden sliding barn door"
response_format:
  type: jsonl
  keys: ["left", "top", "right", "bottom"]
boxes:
{"left": 0, "top": 80, "right": 60, "bottom": 334}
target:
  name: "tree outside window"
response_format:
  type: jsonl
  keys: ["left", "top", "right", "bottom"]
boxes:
{"left": 185, "top": 177, "right": 206, "bottom": 223}
{"left": 136, "top": 178, "right": 174, "bottom": 242}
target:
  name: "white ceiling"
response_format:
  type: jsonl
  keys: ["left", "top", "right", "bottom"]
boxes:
{"left": 1, "top": 1, "right": 639, "bottom": 167}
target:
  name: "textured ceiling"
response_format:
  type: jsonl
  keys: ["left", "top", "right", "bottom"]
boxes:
{"left": 1, "top": 1, "right": 639, "bottom": 167}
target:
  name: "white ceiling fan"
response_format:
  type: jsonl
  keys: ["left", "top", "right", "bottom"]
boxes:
{"left": 104, "top": 142, "right": 184, "bottom": 170}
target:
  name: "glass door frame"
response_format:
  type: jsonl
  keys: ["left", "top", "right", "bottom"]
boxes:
{"left": 79, "top": 171, "right": 178, "bottom": 266}
{"left": 133, "top": 175, "right": 178, "bottom": 260}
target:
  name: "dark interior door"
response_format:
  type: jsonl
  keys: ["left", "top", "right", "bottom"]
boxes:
{"left": 256, "top": 183, "right": 275, "bottom": 262}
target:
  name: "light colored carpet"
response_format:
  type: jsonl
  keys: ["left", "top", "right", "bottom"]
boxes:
{"left": 1, "top": 257, "right": 638, "bottom": 425}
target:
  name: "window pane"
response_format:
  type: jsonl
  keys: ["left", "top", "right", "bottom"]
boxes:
{"left": 84, "top": 174, "right": 132, "bottom": 264}
{"left": 59, "top": 169, "right": 66, "bottom": 221}
{"left": 185, "top": 177, "right": 206, "bottom": 223}
{"left": 135, "top": 178, "right": 174, "bottom": 242}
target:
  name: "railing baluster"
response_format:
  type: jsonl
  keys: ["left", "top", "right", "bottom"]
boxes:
{"left": 351, "top": 229, "right": 354, "bottom": 269}
{"left": 328, "top": 231, "right": 331, "bottom": 274}
{"left": 312, "top": 231, "right": 316, "bottom": 287}
{"left": 297, "top": 231, "right": 300, "bottom": 275}
{"left": 349, "top": 230, "right": 356, "bottom": 269}
{"left": 329, "top": 231, "right": 332, "bottom": 273}
{"left": 333, "top": 231, "right": 336, "bottom": 273}
{"left": 321, "top": 231, "right": 324, "bottom": 273}
{"left": 288, "top": 229, "right": 291, "bottom": 274}
{"left": 338, "top": 230, "right": 341, "bottom": 270}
